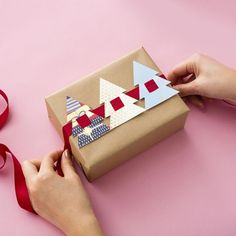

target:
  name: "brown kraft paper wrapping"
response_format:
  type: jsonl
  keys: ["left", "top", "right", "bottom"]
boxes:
{"left": 45, "top": 47, "right": 189, "bottom": 181}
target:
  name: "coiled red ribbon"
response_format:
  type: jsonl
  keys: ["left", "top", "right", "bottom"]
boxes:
{"left": 0, "top": 89, "right": 35, "bottom": 213}
{"left": 0, "top": 90, "right": 9, "bottom": 129}
{"left": 0, "top": 89, "right": 71, "bottom": 214}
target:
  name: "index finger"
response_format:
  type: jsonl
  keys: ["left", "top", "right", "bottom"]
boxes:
{"left": 22, "top": 160, "right": 38, "bottom": 185}
{"left": 39, "top": 150, "right": 63, "bottom": 174}
{"left": 167, "top": 55, "right": 197, "bottom": 84}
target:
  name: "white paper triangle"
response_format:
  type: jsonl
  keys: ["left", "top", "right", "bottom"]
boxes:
{"left": 139, "top": 75, "right": 178, "bottom": 109}
{"left": 109, "top": 93, "right": 145, "bottom": 129}
{"left": 133, "top": 61, "right": 158, "bottom": 86}
{"left": 100, "top": 78, "right": 126, "bottom": 104}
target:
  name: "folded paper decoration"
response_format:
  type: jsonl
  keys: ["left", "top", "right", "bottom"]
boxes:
{"left": 66, "top": 96, "right": 110, "bottom": 148}
{"left": 66, "top": 62, "right": 179, "bottom": 147}
{"left": 45, "top": 47, "right": 189, "bottom": 181}
{"left": 100, "top": 78, "right": 145, "bottom": 129}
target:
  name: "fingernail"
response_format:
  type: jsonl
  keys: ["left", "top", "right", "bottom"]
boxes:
{"left": 64, "top": 149, "right": 70, "bottom": 159}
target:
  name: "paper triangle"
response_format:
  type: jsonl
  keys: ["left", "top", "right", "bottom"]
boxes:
{"left": 91, "top": 104, "right": 105, "bottom": 118}
{"left": 133, "top": 61, "right": 158, "bottom": 86}
{"left": 140, "top": 75, "right": 178, "bottom": 109}
{"left": 125, "top": 87, "right": 140, "bottom": 100}
{"left": 109, "top": 93, "right": 145, "bottom": 129}
{"left": 100, "top": 78, "right": 126, "bottom": 104}
{"left": 155, "top": 75, "right": 170, "bottom": 86}
{"left": 66, "top": 96, "right": 81, "bottom": 114}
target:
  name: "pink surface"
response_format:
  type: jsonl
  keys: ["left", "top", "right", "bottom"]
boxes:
{"left": 1, "top": 0, "right": 236, "bottom": 235}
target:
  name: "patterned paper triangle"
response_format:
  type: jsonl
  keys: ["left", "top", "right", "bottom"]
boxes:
{"left": 100, "top": 78, "right": 126, "bottom": 104}
{"left": 109, "top": 93, "right": 145, "bottom": 129}
{"left": 99, "top": 78, "right": 145, "bottom": 128}
{"left": 66, "top": 96, "right": 81, "bottom": 114}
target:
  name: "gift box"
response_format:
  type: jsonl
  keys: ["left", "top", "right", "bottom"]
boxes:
{"left": 45, "top": 47, "right": 189, "bottom": 181}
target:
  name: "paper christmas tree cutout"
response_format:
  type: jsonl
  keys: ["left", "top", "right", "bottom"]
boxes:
{"left": 100, "top": 78, "right": 126, "bottom": 118}
{"left": 66, "top": 96, "right": 81, "bottom": 114}
{"left": 133, "top": 61, "right": 158, "bottom": 85}
{"left": 100, "top": 78, "right": 145, "bottom": 129}
{"left": 133, "top": 61, "right": 179, "bottom": 109}
{"left": 77, "top": 114, "right": 110, "bottom": 148}
{"left": 66, "top": 96, "right": 90, "bottom": 136}
{"left": 65, "top": 61, "right": 179, "bottom": 148}
{"left": 66, "top": 96, "right": 110, "bottom": 148}
{"left": 100, "top": 78, "right": 126, "bottom": 103}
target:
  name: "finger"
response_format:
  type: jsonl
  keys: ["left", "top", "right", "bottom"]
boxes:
{"left": 183, "top": 74, "right": 196, "bottom": 83}
{"left": 188, "top": 95, "right": 205, "bottom": 109}
{"left": 61, "top": 150, "right": 77, "bottom": 178}
{"left": 40, "top": 150, "right": 63, "bottom": 174}
{"left": 173, "top": 74, "right": 196, "bottom": 88}
{"left": 30, "top": 160, "right": 41, "bottom": 171}
{"left": 167, "top": 55, "right": 197, "bottom": 84}
{"left": 173, "top": 81, "right": 198, "bottom": 97}
{"left": 22, "top": 160, "right": 38, "bottom": 183}
{"left": 202, "top": 97, "right": 213, "bottom": 103}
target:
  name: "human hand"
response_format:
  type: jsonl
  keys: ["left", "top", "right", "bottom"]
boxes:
{"left": 22, "top": 150, "right": 103, "bottom": 236}
{"left": 167, "top": 53, "right": 236, "bottom": 107}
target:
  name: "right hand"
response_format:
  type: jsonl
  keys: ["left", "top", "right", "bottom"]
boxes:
{"left": 167, "top": 53, "right": 236, "bottom": 106}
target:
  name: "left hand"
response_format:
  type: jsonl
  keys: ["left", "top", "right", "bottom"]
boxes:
{"left": 22, "top": 150, "right": 103, "bottom": 236}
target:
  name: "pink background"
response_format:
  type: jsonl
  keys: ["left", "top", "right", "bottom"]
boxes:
{"left": 1, "top": 0, "right": 236, "bottom": 235}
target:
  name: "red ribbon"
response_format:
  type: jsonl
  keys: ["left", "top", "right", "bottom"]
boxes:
{"left": 0, "top": 90, "right": 9, "bottom": 129}
{"left": 0, "top": 144, "right": 35, "bottom": 213}
{"left": 0, "top": 73, "right": 167, "bottom": 214}
{"left": 0, "top": 89, "right": 71, "bottom": 214}
{"left": 0, "top": 90, "right": 35, "bottom": 213}
{"left": 55, "top": 121, "right": 72, "bottom": 177}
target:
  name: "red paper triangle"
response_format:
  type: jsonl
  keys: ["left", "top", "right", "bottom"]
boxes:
{"left": 159, "top": 74, "right": 167, "bottom": 79}
{"left": 91, "top": 104, "right": 105, "bottom": 118}
{"left": 125, "top": 86, "right": 140, "bottom": 100}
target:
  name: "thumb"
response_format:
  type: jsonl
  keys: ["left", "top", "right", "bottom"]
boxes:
{"left": 173, "top": 81, "right": 198, "bottom": 97}
{"left": 61, "top": 150, "right": 77, "bottom": 178}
